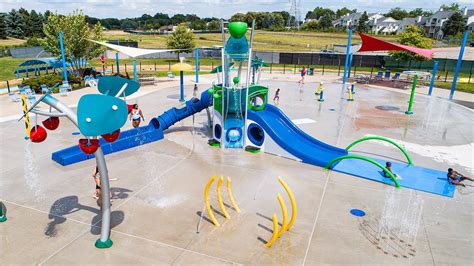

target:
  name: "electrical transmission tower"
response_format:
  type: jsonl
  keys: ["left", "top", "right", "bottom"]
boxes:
{"left": 287, "top": 0, "right": 301, "bottom": 30}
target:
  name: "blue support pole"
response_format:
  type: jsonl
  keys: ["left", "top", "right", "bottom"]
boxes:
{"left": 347, "top": 53, "right": 354, "bottom": 78}
{"left": 449, "top": 31, "right": 468, "bottom": 100}
{"left": 342, "top": 29, "right": 353, "bottom": 89}
{"left": 428, "top": 60, "right": 439, "bottom": 96}
{"left": 115, "top": 52, "right": 120, "bottom": 75}
{"left": 133, "top": 58, "right": 137, "bottom": 81}
{"left": 59, "top": 32, "right": 68, "bottom": 82}
{"left": 179, "top": 71, "right": 185, "bottom": 102}
{"left": 195, "top": 48, "right": 199, "bottom": 83}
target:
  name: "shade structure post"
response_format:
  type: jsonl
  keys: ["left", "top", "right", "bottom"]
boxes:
{"left": 115, "top": 52, "right": 120, "bottom": 75}
{"left": 449, "top": 31, "right": 468, "bottom": 100}
{"left": 428, "top": 61, "right": 438, "bottom": 96}
{"left": 180, "top": 71, "right": 185, "bottom": 102}
{"left": 59, "top": 32, "right": 68, "bottom": 82}
{"left": 133, "top": 58, "right": 137, "bottom": 81}
{"left": 195, "top": 48, "right": 199, "bottom": 83}
{"left": 342, "top": 28, "right": 352, "bottom": 89}
{"left": 347, "top": 53, "right": 353, "bottom": 79}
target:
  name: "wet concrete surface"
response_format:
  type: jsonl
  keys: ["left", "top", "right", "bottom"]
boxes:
{"left": 0, "top": 79, "right": 472, "bottom": 264}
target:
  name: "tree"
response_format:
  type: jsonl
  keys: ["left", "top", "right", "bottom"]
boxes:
{"left": 357, "top": 12, "right": 369, "bottom": 33}
{"left": 230, "top": 13, "right": 246, "bottom": 23}
{"left": 318, "top": 14, "right": 334, "bottom": 30}
{"left": 306, "top": 7, "right": 335, "bottom": 20}
{"left": 171, "top": 14, "right": 186, "bottom": 25}
{"left": 18, "top": 8, "right": 32, "bottom": 37}
{"left": 207, "top": 20, "right": 220, "bottom": 31}
{"left": 0, "top": 14, "right": 7, "bottom": 39}
{"left": 389, "top": 25, "right": 432, "bottom": 62}
{"left": 384, "top": 7, "right": 409, "bottom": 20}
{"left": 301, "top": 20, "right": 319, "bottom": 31}
{"left": 43, "top": 10, "right": 104, "bottom": 75}
{"left": 30, "top": 10, "right": 45, "bottom": 37}
{"left": 442, "top": 12, "right": 466, "bottom": 37}
{"left": 408, "top": 8, "right": 432, "bottom": 17}
{"left": 336, "top": 7, "right": 355, "bottom": 18}
{"left": 440, "top": 3, "right": 460, "bottom": 11}
{"left": 5, "top": 9, "right": 25, "bottom": 38}
{"left": 166, "top": 23, "right": 195, "bottom": 58}
{"left": 262, "top": 13, "right": 284, "bottom": 30}
{"left": 121, "top": 19, "right": 137, "bottom": 30}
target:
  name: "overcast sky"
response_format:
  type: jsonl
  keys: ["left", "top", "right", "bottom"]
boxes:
{"left": 1, "top": 0, "right": 473, "bottom": 19}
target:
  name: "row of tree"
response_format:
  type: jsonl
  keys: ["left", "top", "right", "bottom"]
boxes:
{"left": 0, "top": 8, "right": 50, "bottom": 39}
{"left": 85, "top": 13, "right": 222, "bottom": 31}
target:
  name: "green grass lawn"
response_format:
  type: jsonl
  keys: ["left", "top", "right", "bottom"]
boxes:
{"left": 0, "top": 37, "right": 26, "bottom": 48}
{"left": 102, "top": 30, "right": 399, "bottom": 51}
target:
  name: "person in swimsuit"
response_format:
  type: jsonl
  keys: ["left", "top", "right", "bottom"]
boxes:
{"left": 92, "top": 166, "right": 101, "bottom": 201}
{"left": 129, "top": 104, "right": 145, "bottom": 128}
{"left": 193, "top": 84, "right": 198, "bottom": 97}
{"left": 298, "top": 67, "right": 306, "bottom": 84}
{"left": 92, "top": 166, "right": 113, "bottom": 206}
{"left": 273, "top": 88, "right": 280, "bottom": 105}
{"left": 447, "top": 168, "right": 473, "bottom": 187}
{"left": 384, "top": 162, "right": 398, "bottom": 178}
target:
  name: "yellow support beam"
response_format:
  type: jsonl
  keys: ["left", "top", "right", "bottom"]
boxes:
{"left": 264, "top": 214, "right": 279, "bottom": 248}
{"left": 217, "top": 176, "right": 230, "bottom": 219}
{"left": 226, "top": 177, "right": 241, "bottom": 213}
{"left": 204, "top": 176, "right": 220, "bottom": 226}
{"left": 20, "top": 94, "right": 30, "bottom": 139}
{"left": 277, "top": 193, "right": 288, "bottom": 237}
{"left": 278, "top": 177, "right": 297, "bottom": 231}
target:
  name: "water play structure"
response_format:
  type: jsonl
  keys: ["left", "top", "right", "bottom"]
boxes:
{"left": 50, "top": 21, "right": 454, "bottom": 198}
{"left": 15, "top": 21, "right": 459, "bottom": 251}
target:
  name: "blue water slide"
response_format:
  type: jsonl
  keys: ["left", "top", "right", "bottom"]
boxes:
{"left": 248, "top": 104, "right": 348, "bottom": 167}
{"left": 52, "top": 90, "right": 212, "bottom": 166}
{"left": 248, "top": 104, "right": 454, "bottom": 197}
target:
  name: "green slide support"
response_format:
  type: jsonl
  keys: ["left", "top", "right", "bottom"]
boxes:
{"left": 345, "top": 136, "right": 413, "bottom": 165}
{"left": 324, "top": 155, "right": 401, "bottom": 188}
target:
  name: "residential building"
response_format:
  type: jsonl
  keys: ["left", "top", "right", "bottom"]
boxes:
{"left": 423, "top": 7, "right": 474, "bottom": 39}
{"left": 333, "top": 12, "right": 384, "bottom": 30}
{"left": 397, "top": 16, "right": 426, "bottom": 34}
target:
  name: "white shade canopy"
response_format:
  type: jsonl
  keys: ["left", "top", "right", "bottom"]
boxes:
{"left": 89, "top": 40, "right": 185, "bottom": 58}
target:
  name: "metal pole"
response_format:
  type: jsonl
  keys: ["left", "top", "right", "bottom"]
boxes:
{"left": 405, "top": 75, "right": 417, "bottom": 115}
{"left": 428, "top": 61, "right": 438, "bottom": 96}
{"left": 179, "top": 71, "right": 184, "bottom": 102}
{"left": 133, "top": 58, "right": 137, "bottom": 81}
{"left": 195, "top": 48, "right": 199, "bottom": 83}
{"left": 6, "top": 80, "right": 10, "bottom": 94}
{"left": 348, "top": 53, "right": 353, "bottom": 78}
{"left": 449, "top": 31, "right": 468, "bottom": 100}
{"left": 115, "top": 52, "right": 120, "bottom": 75}
{"left": 59, "top": 32, "right": 68, "bottom": 82}
{"left": 94, "top": 147, "right": 113, "bottom": 248}
{"left": 342, "top": 29, "right": 352, "bottom": 89}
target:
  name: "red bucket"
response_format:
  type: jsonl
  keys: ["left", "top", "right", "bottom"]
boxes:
{"left": 42, "top": 117, "right": 60, "bottom": 131}
{"left": 101, "top": 129, "right": 120, "bottom": 143}
{"left": 30, "top": 125, "right": 47, "bottom": 143}
{"left": 78, "top": 139, "right": 100, "bottom": 154}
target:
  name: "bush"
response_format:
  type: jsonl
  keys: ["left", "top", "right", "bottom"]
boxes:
{"left": 22, "top": 74, "right": 82, "bottom": 93}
